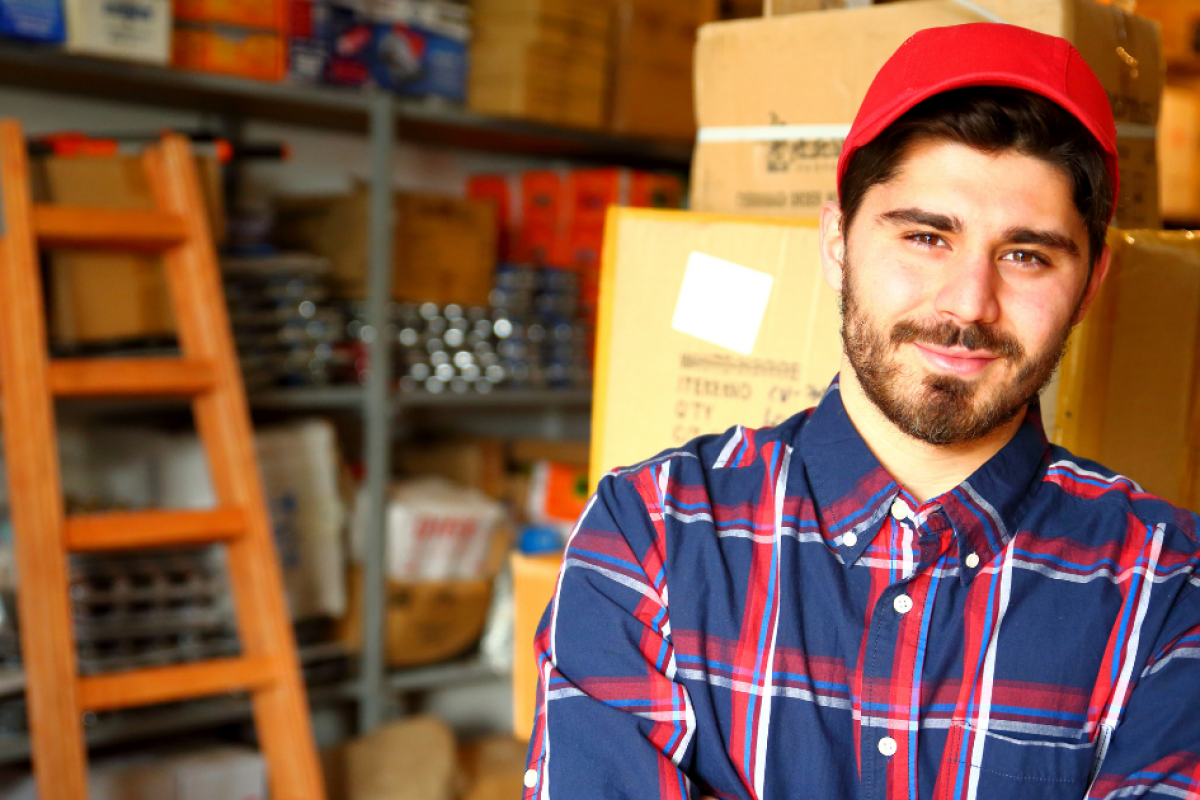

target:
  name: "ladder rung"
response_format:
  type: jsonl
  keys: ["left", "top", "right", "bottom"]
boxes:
{"left": 50, "top": 358, "right": 217, "bottom": 398}
{"left": 33, "top": 205, "right": 188, "bottom": 252}
{"left": 65, "top": 508, "right": 247, "bottom": 551}
{"left": 77, "top": 657, "right": 277, "bottom": 712}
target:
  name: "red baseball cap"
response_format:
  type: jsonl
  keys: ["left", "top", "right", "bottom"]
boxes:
{"left": 836, "top": 23, "right": 1119, "bottom": 218}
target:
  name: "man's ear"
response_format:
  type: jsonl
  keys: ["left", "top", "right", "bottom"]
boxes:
{"left": 1072, "top": 243, "right": 1112, "bottom": 325}
{"left": 819, "top": 201, "right": 846, "bottom": 293}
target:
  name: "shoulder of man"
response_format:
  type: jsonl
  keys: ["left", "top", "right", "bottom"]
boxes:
{"left": 1039, "top": 444, "right": 1200, "bottom": 551}
{"left": 599, "top": 408, "right": 817, "bottom": 491}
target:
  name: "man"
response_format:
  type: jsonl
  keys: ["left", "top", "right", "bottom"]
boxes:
{"left": 523, "top": 23, "right": 1200, "bottom": 800}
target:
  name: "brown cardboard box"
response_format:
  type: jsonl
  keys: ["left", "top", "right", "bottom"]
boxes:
{"left": 591, "top": 208, "right": 840, "bottom": 483}
{"left": 1051, "top": 229, "right": 1200, "bottom": 509}
{"left": 607, "top": 0, "right": 717, "bottom": 141}
{"left": 1129, "top": 0, "right": 1199, "bottom": 65}
{"left": 512, "top": 552, "right": 563, "bottom": 740}
{"left": 1160, "top": 84, "right": 1200, "bottom": 221}
{"left": 396, "top": 438, "right": 507, "bottom": 499}
{"left": 323, "top": 717, "right": 457, "bottom": 800}
{"left": 40, "top": 154, "right": 224, "bottom": 344}
{"left": 339, "top": 568, "right": 493, "bottom": 667}
{"left": 470, "top": 0, "right": 612, "bottom": 128}
{"left": 458, "top": 735, "right": 529, "bottom": 800}
{"left": 274, "top": 188, "right": 496, "bottom": 305}
{"left": 691, "top": 0, "right": 1164, "bottom": 227}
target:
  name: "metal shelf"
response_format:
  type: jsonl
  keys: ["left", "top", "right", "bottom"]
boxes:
{"left": 0, "top": 653, "right": 507, "bottom": 764}
{"left": 249, "top": 386, "right": 594, "bottom": 412}
{"left": 0, "top": 42, "right": 692, "bottom": 167}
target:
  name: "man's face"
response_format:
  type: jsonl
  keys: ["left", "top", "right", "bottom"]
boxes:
{"left": 819, "top": 138, "right": 1109, "bottom": 446}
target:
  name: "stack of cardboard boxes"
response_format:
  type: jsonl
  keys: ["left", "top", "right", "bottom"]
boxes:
{"left": 468, "top": 0, "right": 613, "bottom": 129}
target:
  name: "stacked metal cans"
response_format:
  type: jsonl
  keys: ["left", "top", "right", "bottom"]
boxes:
{"left": 390, "top": 266, "right": 591, "bottom": 394}
{"left": 223, "top": 255, "right": 353, "bottom": 390}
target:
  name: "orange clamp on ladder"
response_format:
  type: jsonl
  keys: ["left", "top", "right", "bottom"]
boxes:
{"left": 0, "top": 119, "right": 325, "bottom": 800}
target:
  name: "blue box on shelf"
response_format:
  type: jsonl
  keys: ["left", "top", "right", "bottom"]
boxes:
{"left": 0, "top": 0, "right": 65, "bottom": 43}
{"left": 367, "top": 21, "right": 467, "bottom": 103}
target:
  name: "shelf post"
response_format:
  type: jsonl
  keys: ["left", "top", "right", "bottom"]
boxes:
{"left": 359, "top": 90, "right": 396, "bottom": 733}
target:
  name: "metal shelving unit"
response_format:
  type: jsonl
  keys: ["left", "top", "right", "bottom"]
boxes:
{"left": 0, "top": 39, "right": 688, "bottom": 738}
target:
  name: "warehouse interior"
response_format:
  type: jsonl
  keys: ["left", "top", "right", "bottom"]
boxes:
{"left": 0, "top": 0, "right": 1195, "bottom": 797}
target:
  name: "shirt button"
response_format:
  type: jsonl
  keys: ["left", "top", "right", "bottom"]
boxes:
{"left": 878, "top": 736, "right": 898, "bottom": 757}
{"left": 893, "top": 594, "right": 913, "bottom": 614}
{"left": 890, "top": 499, "right": 908, "bottom": 520}
{"left": 524, "top": 769, "right": 538, "bottom": 788}
{"left": 965, "top": 552, "right": 980, "bottom": 569}
{"left": 843, "top": 532, "right": 858, "bottom": 548}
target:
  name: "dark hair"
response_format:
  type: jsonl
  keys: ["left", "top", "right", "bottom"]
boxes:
{"left": 838, "top": 87, "right": 1113, "bottom": 266}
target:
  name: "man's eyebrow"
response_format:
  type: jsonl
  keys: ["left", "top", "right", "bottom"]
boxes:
{"left": 1002, "top": 226, "right": 1081, "bottom": 258}
{"left": 877, "top": 207, "right": 962, "bottom": 233}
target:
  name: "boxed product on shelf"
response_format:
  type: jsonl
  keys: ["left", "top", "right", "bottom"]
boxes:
{"left": 340, "top": 569, "right": 493, "bottom": 666}
{"left": 173, "top": 20, "right": 288, "bottom": 81}
{"left": 1160, "top": 84, "right": 1200, "bottom": 223}
{"left": 468, "top": 0, "right": 612, "bottom": 128}
{"left": 0, "top": 0, "right": 64, "bottom": 43}
{"left": 63, "top": 0, "right": 172, "bottom": 64}
{"left": 38, "top": 151, "right": 224, "bottom": 345}
{"left": 396, "top": 438, "right": 507, "bottom": 499}
{"left": 288, "top": 0, "right": 327, "bottom": 81}
{"left": 323, "top": 716, "right": 457, "bottom": 800}
{"left": 607, "top": 0, "right": 717, "bottom": 141}
{"left": 690, "top": 0, "right": 1164, "bottom": 227}
{"left": 154, "top": 426, "right": 351, "bottom": 621}
{"left": 273, "top": 186, "right": 497, "bottom": 306}
{"left": 366, "top": 0, "right": 470, "bottom": 101}
{"left": 352, "top": 476, "right": 505, "bottom": 581}
{"left": 315, "top": 0, "right": 470, "bottom": 100}
{"left": 173, "top": 0, "right": 285, "bottom": 28}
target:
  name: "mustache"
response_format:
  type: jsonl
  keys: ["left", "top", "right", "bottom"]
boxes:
{"left": 890, "top": 318, "right": 1025, "bottom": 361}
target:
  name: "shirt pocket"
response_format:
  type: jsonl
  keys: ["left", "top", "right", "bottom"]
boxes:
{"left": 944, "top": 723, "right": 1098, "bottom": 800}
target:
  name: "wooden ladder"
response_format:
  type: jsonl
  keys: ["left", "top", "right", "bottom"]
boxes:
{"left": 0, "top": 120, "right": 325, "bottom": 799}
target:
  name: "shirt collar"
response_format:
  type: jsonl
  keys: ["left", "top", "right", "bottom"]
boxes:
{"left": 799, "top": 378, "right": 1050, "bottom": 585}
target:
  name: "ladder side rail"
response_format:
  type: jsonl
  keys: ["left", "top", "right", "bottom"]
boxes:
{"left": 0, "top": 120, "right": 89, "bottom": 800}
{"left": 144, "top": 137, "right": 326, "bottom": 800}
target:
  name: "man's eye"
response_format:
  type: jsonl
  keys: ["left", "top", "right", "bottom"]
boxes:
{"left": 908, "top": 232, "right": 944, "bottom": 248}
{"left": 1001, "top": 250, "right": 1047, "bottom": 266}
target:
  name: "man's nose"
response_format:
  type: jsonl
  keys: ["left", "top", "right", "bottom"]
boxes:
{"left": 932, "top": 248, "right": 1001, "bottom": 327}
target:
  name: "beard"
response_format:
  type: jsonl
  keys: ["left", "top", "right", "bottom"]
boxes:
{"left": 840, "top": 257, "right": 1076, "bottom": 446}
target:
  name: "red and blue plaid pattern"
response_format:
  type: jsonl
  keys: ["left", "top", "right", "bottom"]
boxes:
{"left": 524, "top": 380, "right": 1200, "bottom": 800}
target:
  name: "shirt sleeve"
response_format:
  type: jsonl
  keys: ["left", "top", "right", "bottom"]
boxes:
{"left": 522, "top": 465, "right": 699, "bottom": 800}
{"left": 1087, "top": 575, "right": 1200, "bottom": 799}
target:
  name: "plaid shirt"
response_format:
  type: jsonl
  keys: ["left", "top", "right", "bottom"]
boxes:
{"left": 524, "top": 379, "right": 1200, "bottom": 800}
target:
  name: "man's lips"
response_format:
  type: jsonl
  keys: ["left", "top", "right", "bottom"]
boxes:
{"left": 912, "top": 342, "right": 1000, "bottom": 377}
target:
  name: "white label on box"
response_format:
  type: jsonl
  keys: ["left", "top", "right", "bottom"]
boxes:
{"left": 672, "top": 251, "right": 774, "bottom": 355}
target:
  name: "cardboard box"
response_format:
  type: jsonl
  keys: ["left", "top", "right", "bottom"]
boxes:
{"left": 512, "top": 551, "right": 562, "bottom": 740}
{"left": 691, "top": 0, "right": 1164, "bottom": 227}
{"left": 1050, "top": 229, "right": 1200, "bottom": 510}
{"left": 1129, "top": 0, "right": 1200, "bottom": 65}
{"left": 39, "top": 153, "right": 224, "bottom": 344}
{"left": 591, "top": 208, "right": 840, "bottom": 482}
{"left": 64, "top": 0, "right": 172, "bottom": 63}
{"left": 173, "top": 0, "right": 285, "bottom": 28}
{"left": 323, "top": 716, "right": 457, "bottom": 800}
{"left": 273, "top": 187, "right": 497, "bottom": 305}
{"left": 340, "top": 568, "right": 493, "bottom": 667}
{"left": 607, "top": 0, "right": 715, "bottom": 141}
{"left": 0, "top": 0, "right": 64, "bottom": 42}
{"left": 469, "top": 38, "right": 609, "bottom": 128}
{"left": 472, "top": 0, "right": 612, "bottom": 32}
{"left": 1160, "top": 84, "right": 1200, "bottom": 221}
{"left": 173, "top": 22, "right": 287, "bottom": 81}
{"left": 458, "top": 735, "right": 529, "bottom": 800}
